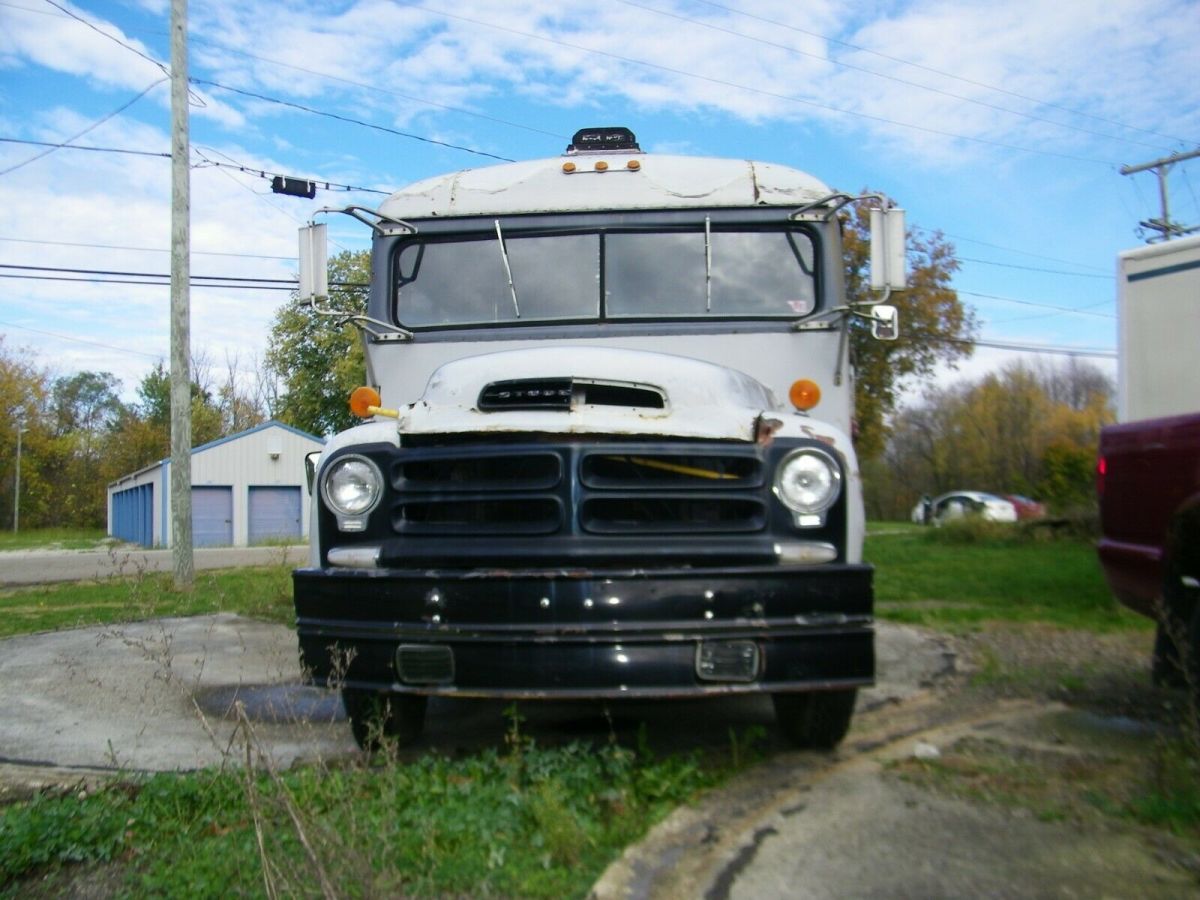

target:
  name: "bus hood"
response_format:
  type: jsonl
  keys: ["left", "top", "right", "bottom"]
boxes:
{"left": 395, "top": 346, "right": 779, "bottom": 442}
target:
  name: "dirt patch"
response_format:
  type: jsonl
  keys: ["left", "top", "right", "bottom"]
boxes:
{"left": 956, "top": 623, "right": 1175, "bottom": 720}
{"left": 594, "top": 623, "right": 1200, "bottom": 898}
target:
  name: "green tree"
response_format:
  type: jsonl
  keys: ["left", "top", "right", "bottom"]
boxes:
{"left": 266, "top": 250, "right": 369, "bottom": 436}
{"left": 0, "top": 339, "right": 52, "bottom": 529}
{"left": 46, "top": 371, "right": 127, "bottom": 527}
{"left": 844, "top": 200, "right": 979, "bottom": 459}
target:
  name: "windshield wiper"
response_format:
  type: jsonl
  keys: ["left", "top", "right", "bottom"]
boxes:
{"left": 704, "top": 215, "right": 712, "bottom": 312}
{"left": 494, "top": 220, "right": 521, "bottom": 319}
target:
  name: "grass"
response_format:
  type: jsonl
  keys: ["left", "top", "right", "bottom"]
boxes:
{"left": 866, "top": 520, "right": 1148, "bottom": 633}
{"left": 0, "top": 528, "right": 111, "bottom": 552}
{"left": 0, "top": 721, "right": 744, "bottom": 898}
{"left": 0, "top": 521, "right": 1189, "bottom": 895}
{"left": 0, "top": 563, "right": 295, "bottom": 638}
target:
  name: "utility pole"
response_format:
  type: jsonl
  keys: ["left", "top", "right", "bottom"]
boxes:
{"left": 169, "top": 0, "right": 193, "bottom": 588}
{"left": 1120, "top": 147, "right": 1200, "bottom": 242}
{"left": 13, "top": 423, "right": 24, "bottom": 533}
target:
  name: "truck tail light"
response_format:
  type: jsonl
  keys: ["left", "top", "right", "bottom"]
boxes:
{"left": 1096, "top": 456, "right": 1107, "bottom": 497}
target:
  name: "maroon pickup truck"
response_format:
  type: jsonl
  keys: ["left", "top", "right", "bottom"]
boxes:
{"left": 1097, "top": 413, "right": 1200, "bottom": 683}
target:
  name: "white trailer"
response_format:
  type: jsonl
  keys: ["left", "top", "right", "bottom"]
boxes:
{"left": 1115, "top": 234, "right": 1200, "bottom": 422}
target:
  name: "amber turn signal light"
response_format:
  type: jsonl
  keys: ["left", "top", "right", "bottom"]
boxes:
{"left": 349, "top": 386, "right": 382, "bottom": 418}
{"left": 789, "top": 379, "right": 821, "bottom": 411}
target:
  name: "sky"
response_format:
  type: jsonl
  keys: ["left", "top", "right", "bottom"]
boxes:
{"left": 1, "top": 0, "right": 1198, "bottom": 407}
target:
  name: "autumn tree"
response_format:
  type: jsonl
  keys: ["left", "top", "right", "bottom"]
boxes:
{"left": 844, "top": 201, "right": 979, "bottom": 459}
{"left": 864, "top": 359, "right": 1114, "bottom": 519}
{"left": 0, "top": 339, "right": 51, "bottom": 528}
{"left": 266, "top": 250, "right": 369, "bottom": 436}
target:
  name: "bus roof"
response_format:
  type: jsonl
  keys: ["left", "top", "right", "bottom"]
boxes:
{"left": 376, "top": 153, "right": 833, "bottom": 221}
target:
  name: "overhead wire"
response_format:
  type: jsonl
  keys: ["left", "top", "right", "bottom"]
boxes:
{"left": 687, "top": 0, "right": 1195, "bottom": 147}
{"left": 411, "top": 3, "right": 1119, "bottom": 167}
{"left": 0, "top": 77, "right": 167, "bottom": 176}
{"left": 185, "top": 35, "right": 567, "bottom": 141}
{"left": 0, "top": 137, "right": 169, "bottom": 159}
{"left": 613, "top": 0, "right": 1175, "bottom": 154}
{"left": 0, "top": 235, "right": 296, "bottom": 261}
{"left": 191, "top": 147, "right": 389, "bottom": 195}
{"left": 956, "top": 289, "right": 1114, "bottom": 319}
{"left": 39, "top": 0, "right": 168, "bottom": 76}
{"left": 191, "top": 79, "right": 516, "bottom": 163}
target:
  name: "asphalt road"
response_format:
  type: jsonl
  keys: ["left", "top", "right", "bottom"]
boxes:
{"left": 0, "top": 544, "right": 309, "bottom": 586}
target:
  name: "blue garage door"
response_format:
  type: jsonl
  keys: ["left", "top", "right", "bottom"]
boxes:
{"left": 193, "top": 486, "right": 233, "bottom": 547}
{"left": 112, "top": 484, "right": 153, "bottom": 547}
{"left": 248, "top": 486, "right": 302, "bottom": 544}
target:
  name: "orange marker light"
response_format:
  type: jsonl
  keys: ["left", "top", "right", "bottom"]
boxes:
{"left": 594, "top": 160, "right": 609, "bottom": 172}
{"left": 349, "top": 386, "right": 382, "bottom": 418}
{"left": 789, "top": 379, "right": 821, "bottom": 411}
{"left": 562, "top": 161, "right": 577, "bottom": 173}
{"left": 627, "top": 159, "right": 641, "bottom": 170}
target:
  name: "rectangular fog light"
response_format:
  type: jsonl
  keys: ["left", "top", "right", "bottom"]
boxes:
{"left": 396, "top": 644, "right": 455, "bottom": 685}
{"left": 696, "top": 640, "right": 760, "bottom": 683}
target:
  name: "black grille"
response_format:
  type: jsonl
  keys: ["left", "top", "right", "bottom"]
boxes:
{"left": 385, "top": 442, "right": 765, "bottom": 539}
{"left": 580, "top": 496, "right": 766, "bottom": 534}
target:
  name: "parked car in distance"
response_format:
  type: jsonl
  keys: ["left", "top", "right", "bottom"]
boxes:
{"left": 1003, "top": 494, "right": 1046, "bottom": 520}
{"left": 911, "top": 491, "right": 1018, "bottom": 525}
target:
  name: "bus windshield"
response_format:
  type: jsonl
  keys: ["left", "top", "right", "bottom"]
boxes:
{"left": 393, "top": 225, "right": 817, "bottom": 328}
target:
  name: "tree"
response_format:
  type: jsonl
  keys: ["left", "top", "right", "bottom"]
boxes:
{"left": 46, "top": 371, "right": 127, "bottom": 527}
{"left": 0, "top": 338, "right": 52, "bottom": 528}
{"left": 266, "top": 250, "right": 369, "bottom": 436}
{"left": 864, "top": 359, "right": 1114, "bottom": 519}
{"left": 844, "top": 200, "right": 979, "bottom": 459}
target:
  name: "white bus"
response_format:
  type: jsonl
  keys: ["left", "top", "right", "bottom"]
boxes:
{"left": 293, "top": 127, "right": 904, "bottom": 749}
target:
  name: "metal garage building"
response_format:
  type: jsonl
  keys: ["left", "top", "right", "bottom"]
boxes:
{"left": 107, "top": 420, "right": 325, "bottom": 548}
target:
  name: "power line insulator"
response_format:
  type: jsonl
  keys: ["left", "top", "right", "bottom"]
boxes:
{"left": 271, "top": 175, "right": 317, "bottom": 198}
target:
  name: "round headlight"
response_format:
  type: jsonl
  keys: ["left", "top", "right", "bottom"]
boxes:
{"left": 322, "top": 456, "right": 383, "bottom": 517}
{"left": 774, "top": 449, "right": 842, "bottom": 515}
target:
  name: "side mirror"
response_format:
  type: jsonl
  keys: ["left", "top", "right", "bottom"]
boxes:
{"left": 869, "top": 207, "right": 907, "bottom": 293}
{"left": 871, "top": 305, "right": 899, "bottom": 341}
{"left": 304, "top": 450, "right": 322, "bottom": 495}
{"left": 298, "top": 224, "right": 329, "bottom": 302}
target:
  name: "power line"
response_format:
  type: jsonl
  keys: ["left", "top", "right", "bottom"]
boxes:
{"left": 0, "top": 272, "right": 292, "bottom": 290}
{"left": 1, "top": 263, "right": 295, "bottom": 284}
{"left": 0, "top": 316, "right": 164, "bottom": 360}
{"left": 0, "top": 78, "right": 167, "bottom": 176}
{"left": 39, "top": 0, "right": 168, "bottom": 76}
{"left": 957, "top": 289, "right": 1115, "bottom": 319}
{"left": 0, "top": 235, "right": 296, "bottom": 261}
{"left": 191, "top": 148, "right": 389, "bottom": 195}
{"left": 414, "top": 4, "right": 1118, "bottom": 167}
{"left": 956, "top": 256, "right": 1115, "bottom": 279}
{"left": 913, "top": 226, "right": 1113, "bottom": 274}
{"left": 0, "top": 137, "right": 169, "bottom": 159}
{"left": 185, "top": 35, "right": 568, "bottom": 141}
{"left": 614, "top": 0, "right": 1175, "bottom": 154}
{"left": 688, "top": 0, "right": 1195, "bottom": 147}
{"left": 934, "top": 335, "right": 1115, "bottom": 358}
{"left": 191, "top": 79, "right": 517, "bottom": 163}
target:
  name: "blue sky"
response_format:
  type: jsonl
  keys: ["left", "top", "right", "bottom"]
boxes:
{"left": 1, "top": 0, "right": 1198, "bottom": 403}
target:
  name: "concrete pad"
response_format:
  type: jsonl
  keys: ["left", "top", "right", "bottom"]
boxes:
{"left": 0, "top": 614, "right": 354, "bottom": 775}
{"left": 0, "top": 619, "right": 955, "bottom": 784}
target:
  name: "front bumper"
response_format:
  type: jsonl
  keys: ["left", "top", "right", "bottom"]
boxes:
{"left": 294, "top": 563, "right": 874, "bottom": 698}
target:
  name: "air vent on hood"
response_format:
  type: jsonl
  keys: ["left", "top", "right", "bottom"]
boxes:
{"left": 478, "top": 378, "right": 666, "bottom": 412}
